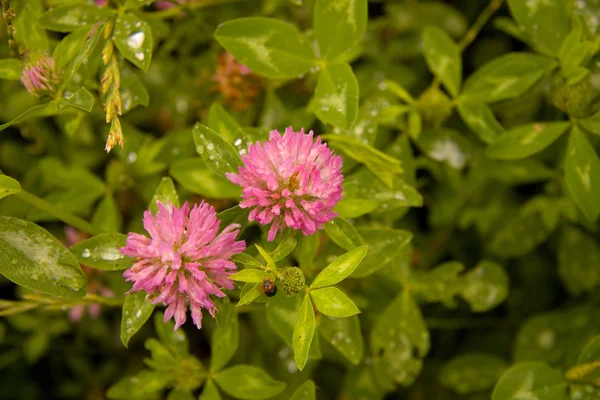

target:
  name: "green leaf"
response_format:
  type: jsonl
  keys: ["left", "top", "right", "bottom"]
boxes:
{"left": 579, "top": 110, "right": 600, "bottom": 137}
{"left": 70, "top": 233, "right": 131, "bottom": 271}
{"left": 193, "top": 124, "right": 243, "bottom": 177}
{"left": 53, "top": 27, "right": 90, "bottom": 70}
{"left": 166, "top": 389, "right": 194, "bottom": 400}
{"left": 231, "top": 253, "right": 263, "bottom": 269}
{"left": 486, "top": 122, "right": 570, "bottom": 160}
{"left": 334, "top": 198, "right": 379, "bottom": 219}
{"left": 0, "top": 175, "right": 21, "bottom": 199}
{"left": 492, "top": 362, "right": 567, "bottom": 400}
{"left": 38, "top": 5, "right": 115, "bottom": 32}
{"left": 0, "top": 216, "right": 87, "bottom": 299}
{"left": 210, "top": 301, "right": 239, "bottom": 372}
{"left": 293, "top": 234, "right": 320, "bottom": 269}
{"left": 106, "top": 370, "right": 171, "bottom": 399}
{"left": 311, "top": 63, "right": 359, "bottom": 129}
{"left": 462, "top": 53, "right": 557, "bottom": 103}
{"left": 217, "top": 206, "right": 251, "bottom": 232}
{"left": 144, "top": 338, "right": 177, "bottom": 371}
{"left": 459, "top": 260, "right": 509, "bottom": 313}
{"left": 208, "top": 103, "right": 240, "bottom": 143}
{"left": 371, "top": 291, "right": 429, "bottom": 386}
{"left": 564, "top": 127, "right": 600, "bottom": 221}
{"left": 23, "top": 332, "right": 50, "bottom": 364}
{"left": 323, "top": 218, "right": 365, "bottom": 252}
{"left": 311, "top": 287, "right": 360, "bottom": 317}
{"left": 214, "top": 365, "right": 287, "bottom": 399}
{"left": 63, "top": 24, "right": 103, "bottom": 87}
{"left": 289, "top": 380, "right": 316, "bottom": 400}
{"left": 422, "top": 26, "right": 461, "bottom": 97}
{"left": 352, "top": 228, "right": 413, "bottom": 278}
{"left": 456, "top": 98, "right": 504, "bottom": 144}
{"left": 169, "top": 158, "right": 240, "bottom": 199}
{"left": 293, "top": 294, "right": 316, "bottom": 371}
{"left": 199, "top": 381, "right": 222, "bottom": 400}
{"left": 237, "top": 283, "right": 263, "bottom": 307}
{"left": 558, "top": 226, "right": 600, "bottom": 296}
{"left": 214, "top": 17, "right": 316, "bottom": 79}
{"left": 319, "top": 314, "right": 363, "bottom": 365}
{"left": 121, "top": 73, "right": 150, "bottom": 113}
{"left": 385, "top": 80, "right": 415, "bottom": 104}
{"left": 323, "top": 135, "right": 402, "bottom": 187}
{"left": 153, "top": 312, "right": 188, "bottom": 356}
{"left": 124, "top": 0, "right": 155, "bottom": 9}
{"left": 15, "top": 5, "right": 48, "bottom": 50}
{"left": 120, "top": 291, "right": 155, "bottom": 347}
{"left": 440, "top": 353, "right": 508, "bottom": 395}
{"left": 0, "top": 59, "right": 22, "bottom": 80}
{"left": 314, "top": 0, "right": 367, "bottom": 60}
{"left": 507, "top": 0, "right": 569, "bottom": 55}
{"left": 566, "top": 336, "right": 600, "bottom": 397}
{"left": 255, "top": 244, "right": 276, "bottom": 270}
{"left": 0, "top": 103, "right": 60, "bottom": 132}
{"left": 59, "top": 88, "right": 94, "bottom": 112}
{"left": 415, "top": 128, "right": 471, "bottom": 169}
{"left": 271, "top": 234, "right": 297, "bottom": 262}
{"left": 409, "top": 261, "right": 465, "bottom": 307}
{"left": 311, "top": 246, "right": 368, "bottom": 289}
{"left": 92, "top": 194, "right": 123, "bottom": 233}
{"left": 229, "top": 269, "right": 264, "bottom": 283}
{"left": 112, "top": 14, "right": 153, "bottom": 71}
{"left": 149, "top": 177, "right": 180, "bottom": 213}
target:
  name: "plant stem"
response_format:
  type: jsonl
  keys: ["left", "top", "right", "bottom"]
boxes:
{"left": 142, "top": 0, "right": 245, "bottom": 19}
{"left": 0, "top": 0, "right": 19, "bottom": 58}
{"left": 83, "top": 293, "right": 124, "bottom": 307}
{"left": 457, "top": 0, "right": 505, "bottom": 52}
{"left": 15, "top": 190, "right": 98, "bottom": 236}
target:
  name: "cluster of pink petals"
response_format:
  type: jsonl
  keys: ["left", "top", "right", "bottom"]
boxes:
{"left": 226, "top": 127, "right": 344, "bottom": 241}
{"left": 21, "top": 56, "right": 60, "bottom": 98}
{"left": 120, "top": 201, "right": 246, "bottom": 330}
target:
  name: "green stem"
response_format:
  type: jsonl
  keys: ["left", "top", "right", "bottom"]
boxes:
{"left": 457, "top": 0, "right": 504, "bottom": 52}
{"left": 15, "top": 190, "right": 98, "bottom": 236}
{"left": 82, "top": 293, "right": 124, "bottom": 307}
{"left": 142, "top": 0, "right": 245, "bottom": 19}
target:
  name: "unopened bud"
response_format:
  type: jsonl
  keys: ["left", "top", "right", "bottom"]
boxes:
{"left": 277, "top": 267, "right": 306, "bottom": 297}
{"left": 21, "top": 55, "right": 61, "bottom": 98}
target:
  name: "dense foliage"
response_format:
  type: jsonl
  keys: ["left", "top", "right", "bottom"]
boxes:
{"left": 1, "top": 0, "right": 600, "bottom": 399}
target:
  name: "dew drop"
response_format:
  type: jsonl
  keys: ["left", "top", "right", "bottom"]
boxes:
{"left": 127, "top": 152, "right": 137, "bottom": 164}
{"left": 81, "top": 249, "right": 91, "bottom": 258}
{"left": 126, "top": 32, "right": 145, "bottom": 50}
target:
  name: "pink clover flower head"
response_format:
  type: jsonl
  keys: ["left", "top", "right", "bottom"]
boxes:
{"left": 226, "top": 127, "right": 344, "bottom": 241}
{"left": 120, "top": 201, "right": 246, "bottom": 330}
{"left": 21, "top": 56, "right": 61, "bottom": 98}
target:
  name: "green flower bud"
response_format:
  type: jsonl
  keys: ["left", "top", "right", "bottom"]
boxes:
{"left": 416, "top": 87, "right": 453, "bottom": 127}
{"left": 550, "top": 72, "right": 600, "bottom": 118}
{"left": 277, "top": 267, "right": 306, "bottom": 297}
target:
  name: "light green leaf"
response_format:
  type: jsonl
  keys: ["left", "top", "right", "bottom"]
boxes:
{"left": 456, "top": 98, "right": 504, "bottom": 144}
{"left": 120, "top": 291, "right": 155, "bottom": 347}
{"left": 352, "top": 228, "right": 413, "bottom": 278}
{"left": 124, "top": 0, "right": 155, "bottom": 9}
{"left": 323, "top": 134, "right": 402, "bottom": 187}
{"left": 70, "top": 233, "right": 130, "bottom": 271}
{"left": 314, "top": 0, "right": 367, "bottom": 60}
{"left": 214, "top": 17, "right": 316, "bottom": 79}
{"left": 231, "top": 253, "right": 263, "bottom": 269}
{"left": 371, "top": 291, "right": 429, "bottom": 386}
{"left": 334, "top": 198, "right": 379, "bottom": 219}
{"left": 0, "top": 59, "right": 22, "bottom": 80}
{"left": 0, "top": 216, "right": 87, "bottom": 299}
{"left": 106, "top": 370, "right": 171, "bottom": 399}
{"left": 459, "top": 260, "right": 509, "bottom": 313}
{"left": 53, "top": 27, "right": 90, "bottom": 69}
{"left": 214, "top": 365, "right": 287, "bottom": 399}
{"left": 271, "top": 234, "right": 297, "bottom": 262}
{"left": 91, "top": 194, "right": 122, "bottom": 233}
{"left": 311, "top": 63, "right": 359, "bottom": 129}
{"left": 293, "top": 294, "right": 316, "bottom": 371}
{"left": 564, "top": 127, "right": 600, "bottom": 221}
{"left": 193, "top": 124, "right": 243, "bottom": 177}
{"left": 311, "top": 246, "right": 368, "bottom": 289}
{"left": 385, "top": 80, "right": 415, "bottom": 104}
{"left": 486, "top": 122, "right": 570, "bottom": 160}
{"left": 59, "top": 88, "right": 94, "bottom": 112}
{"left": 237, "top": 283, "right": 263, "bottom": 307}
{"left": 16, "top": 5, "right": 48, "bottom": 50}
{"left": 199, "top": 381, "right": 222, "bottom": 400}
{"left": 311, "top": 287, "right": 360, "bottom": 317}
{"left": 210, "top": 301, "right": 239, "bottom": 372}
{"left": 507, "top": 0, "right": 569, "bottom": 55}
{"left": 229, "top": 269, "right": 264, "bottom": 283}
{"left": 255, "top": 244, "right": 276, "bottom": 270}
{"left": 113, "top": 14, "right": 153, "bottom": 71}
{"left": 441, "top": 353, "right": 508, "bottom": 395}
{"left": 208, "top": 103, "right": 240, "bottom": 143}
{"left": 289, "top": 380, "right": 316, "bottom": 400}
{"left": 319, "top": 314, "right": 363, "bottom": 365}
{"left": 38, "top": 5, "right": 115, "bottom": 32}
{"left": 149, "top": 177, "right": 179, "bottom": 214}
{"left": 323, "top": 218, "right": 365, "bottom": 252}
{"left": 558, "top": 226, "right": 600, "bottom": 296}
{"left": 462, "top": 53, "right": 557, "bottom": 103}
{"left": 121, "top": 73, "right": 150, "bottom": 113}
{"left": 63, "top": 24, "right": 103, "bottom": 87}
{"left": 0, "top": 175, "right": 21, "bottom": 199}
{"left": 169, "top": 158, "right": 240, "bottom": 199}
{"left": 415, "top": 128, "right": 471, "bottom": 169}
{"left": 422, "top": 25, "right": 461, "bottom": 97}
{"left": 0, "top": 103, "right": 60, "bottom": 132}
{"left": 492, "top": 362, "right": 567, "bottom": 400}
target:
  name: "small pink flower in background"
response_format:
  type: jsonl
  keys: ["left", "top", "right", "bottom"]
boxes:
{"left": 120, "top": 201, "right": 246, "bottom": 330}
{"left": 21, "top": 55, "right": 61, "bottom": 98}
{"left": 95, "top": 0, "right": 108, "bottom": 6}
{"left": 226, "top": 127, "right": 344, "bottom": 241}
{"left": 64, "top": 227, "right": 115, "bottom": 322}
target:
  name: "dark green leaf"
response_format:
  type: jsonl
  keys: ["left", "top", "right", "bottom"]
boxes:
{"left": 169, "top": 158, "right": 240, "bottom": 199}
{"left": 415, "top": 128, "right": 471, "bottom": 169}
{"left": 208, "top": 103, "right": 240, "bottom": 143}
{"left": 53, "top": 27, "right": 90, "bottom": 69}
{"left": 16, "top": 5, "right": 48, "bottom": 50}
{"left": 293, "top": 294, "right": 316, "bottom": 371}
{"left": 323, "top": 218, "right": 365, "bottom": 252}
{"left": 422, "top": 25, "right": 461, "bottom": 97}
{"left": 106, "top": 370, "right": 170, "bottom": 399}
{"left": 113, "top": 14, "right": 153, "bottom": 71}
{"left": 210, "top": 301, "right": 238, "bottom": 371}
{"left": 91, "top": 194, "right": 123, "bottom": 233}
{"left": 121, "top": 291, "right": 155, "bottom": 347}
{"left": 153, "top": 312, "right": 188, "bottom": 356}
{"left": 311, "top": 63, "right": 359, "bottom": 129}
{"left": 38, "top": 5, "right": 115, "bottom": 32}
{"left": 0, "top": 103, "right": 60, "bottom": 132}
{"left": 166, "top": 389, "right": 194, "bottom": 400}
{"left": 456, "top": 98, "right": 504, "bottom": 144}
{"left": 352, "top": 228, "right": 412, "bottom": 278}
{"left": 0, "top": 216, "right": 87, "bottom": 299}
{"left": 0, "top": 59, "right": 22, "bottom": 80}
{"left": 441, "top": 353, "right": 508, "bottom": 395}
{"left": 459, "top": 261, "right": 509, "bottom": 313}
{"left": 149, "top": 177, "right": 180, "bottom": 213}
{"left": 492, "top": 362, "right": 567, "bottom": 400}
{"left": 289, "top": 380, "right": 316, "bottom": 400}
{"left": 558, "top": 226, "right": 600, "bottom": 296}
{"left": 121, "top": 73, "right": 150, "bottom": 113}
{"left": 319, "top": 315, "right": 363, "bottom": 365}
{"left": 70, "top": 233, "right": 130, "bottom": 271}
{"left": 59, "top": 88, "right": 94, "bottom": 112}
{"left": 199, "top": 381, "right": 222, "bottom": 400}
{"left": 486, "top": 122, "right": 570, "bottom": 160}
{"left": 214, "top": 365, "right": 287, "bottom": 399}
{"left": 193, "top": 124, "right": 243, "bottom": 177}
